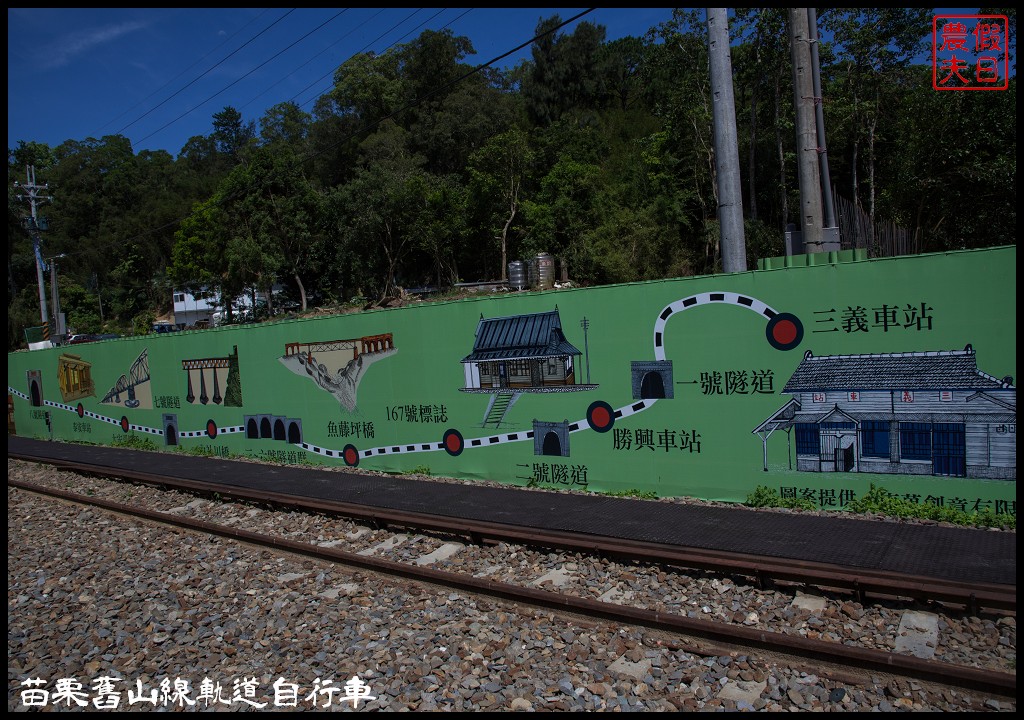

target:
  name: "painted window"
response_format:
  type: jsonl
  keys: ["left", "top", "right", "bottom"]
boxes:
{"left": 861, "top": 421, "right": 890, "bottom": 458}
{"left": 899, "top": 422, "right": 932, "bottom": 460}
{"left": 509, "top": 360, "right": 531, "bottom": 377}
{"left": 795, "top": 423, "right": 820, "bottom": 455}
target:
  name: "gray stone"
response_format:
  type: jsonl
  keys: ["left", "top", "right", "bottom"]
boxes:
{"left": 790, "top": 592, "right": 826, "bottom": 613}
{"left": 414, "top": 542, "right": 465, "bottom": 566}
{"left": 598, "top": 587, "right": 635, "bottom": 604}
{"left": 531, "top": 567, "right": 573, "bottom": 589}
{"left": 357, "top": 533, "right": 408, "bottom": 556}
{"left": 608, "top": 656, "right": 653, "bottom": 681}
{"left": 717, "top": 679, "right": 767, "bottom": 704}
{"left": 894, "top": 610, "right": 939, "bottom": 659}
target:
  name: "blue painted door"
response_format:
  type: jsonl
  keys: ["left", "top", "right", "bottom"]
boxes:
{"left": 932, "top": 423, "right": 966, "bottom": 477}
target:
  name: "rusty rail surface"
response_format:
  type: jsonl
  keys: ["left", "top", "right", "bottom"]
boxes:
{"left": 8, "top": 477, "right": 1016, "bottom": 697}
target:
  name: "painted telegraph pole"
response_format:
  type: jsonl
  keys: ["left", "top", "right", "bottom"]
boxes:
{"left": 707, "top": 8, "right": 747, "bottom": 273}
{"left": 13, "top": 165, "right": 52, "bottom": 324}
{"left": 580, "top": 317, "right": 591, "bottom": 384}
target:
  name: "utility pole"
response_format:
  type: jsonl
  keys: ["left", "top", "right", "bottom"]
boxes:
{"left": 49, "top": 254, "right": 67, "bottom": 341}
{"left": 807, "top": 8, "right": 840, "bottom": 250}
{"left": 13, "top": 165, "right": 52, "bottom": 324}
{"left": 707, "top": 8, "right": 747, "bottom": 273}
{"left": 788, "top": 9, "right": 824, "bottom": 253}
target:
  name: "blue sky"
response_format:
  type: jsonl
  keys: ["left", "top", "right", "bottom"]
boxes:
{"left": 8, "top": 8, "right": 1001, "bottom": 159}
{"left": 7, "top": 7, "right": 678, "bottom": 157}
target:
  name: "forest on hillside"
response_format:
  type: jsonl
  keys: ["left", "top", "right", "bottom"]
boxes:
{"left": 7, "top": 9, "right": 1017, "bottom": 351}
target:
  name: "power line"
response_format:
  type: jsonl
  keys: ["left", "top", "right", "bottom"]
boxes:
{"left": 239, "top": 8, "right": 365, "bottom": 114}
{"left": 295, "top": 8, "right": 597, "bottom": 164}
{"left": 32, "top": 9, "right": 597, "bottom": 265}
{"left": 131, "top": 9, "right": 348, "bottom": 148}
{"left": 119, "top": 10, "right": 299, "bottom": 141}
{"left": 292, "top": 8, "right": 475, "bottom": 113}
{"left": 288, "top": 8, "right": 426, "bottom": 111}
{"left": 91, "top": 9, "right": 274, "bottom": 137}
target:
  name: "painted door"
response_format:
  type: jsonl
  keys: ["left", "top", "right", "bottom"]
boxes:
{"left": 821, "top": 432, "right": 857, "bottom": 472}
{"left": 933, "top": 423, "right": 966, "bottom": 477}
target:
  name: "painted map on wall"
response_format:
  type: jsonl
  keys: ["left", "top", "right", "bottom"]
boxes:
{"left": 7, "top": 246, "right": 1016, "bottom": 515}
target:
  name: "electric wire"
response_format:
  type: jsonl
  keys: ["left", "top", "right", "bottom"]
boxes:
{"left": 131, "top": 9, "right": 346, "bottom": 147}
{"left": 91, "top": 9, "right": 274, "bottom": 138}
{"left": 291, "top": 8, "right": 473, "bottom": 112}
{"left": 20, "top": 9, "right": 597, "bottom": 269}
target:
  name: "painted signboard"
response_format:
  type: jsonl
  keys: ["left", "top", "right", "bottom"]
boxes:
{"left": 7, "top": 246, "right": 1016, "bottom": 515}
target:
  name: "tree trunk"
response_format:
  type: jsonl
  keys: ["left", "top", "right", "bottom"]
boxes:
{"left": 851, "top": 86, "right": 860, "bottom": 208}
{"left": 850, "top": 138, "right": 859, "bottom": 207}
{"left": 748, "top": 90, "right": 759, "bottom": 222}
{"left": 868, "top": 98, "right": 877, "bottom": 227}
{"left": 773, "top": 73, "right": 788, "bottom": 230}
{"left": 500, "top": 206, "right": 516, "bottom": 281}
{"left": 500, "top": 174, "right": 520, "bottom": 281}
{"left": 223, "top": 284, "right": 233, "bottom": 322}
{"left": 294, "top": 272, "right": 307, "bottom": 311}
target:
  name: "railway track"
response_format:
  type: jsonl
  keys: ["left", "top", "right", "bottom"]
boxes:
{"left": 8, "top": 456, "right": 1016, "bottom": 700}
{"left": 8, "top": 449, "right": 1015, "bottom": 615}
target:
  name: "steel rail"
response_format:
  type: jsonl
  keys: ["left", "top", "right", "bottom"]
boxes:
{"left": 8, "top": 478, "right": 1016, "bottom": 698}
{"left": 9, "top": 451, "right": 1015, "bottom": 614}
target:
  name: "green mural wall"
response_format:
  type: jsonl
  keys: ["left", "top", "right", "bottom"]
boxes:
{"left": 8, "top": 246, "right": 1016, "bottom": 515}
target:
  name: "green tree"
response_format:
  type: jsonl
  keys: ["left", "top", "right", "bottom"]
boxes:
{"left": 259, "top": 101, "right": 312, "bottom": 153}
{"left": 418, "top": 174, "right": 469, "bottom": 288}
{"left": 212, "top": 106, "right": 256, "bottom": 162}
{"left": 732, "top": 8, "right": 795, "bottom": 230}
{"left": 468, "top": 127, "right": 535, "bottom": 280}
{"left": 170, "top": 196, "right": 235, "bottom": 317}
{"left": 523, "top": 153, "right": 602, "bottom": 282}
{"left": 56, "top": 277, "right": 102, "bottom": 334}
{"left": 599, "top": 36, "right": 649, "bottom": 111}
{"left": 325, "top": 51, "right": 404, "bottom": 126}
{"left": 222, "top": 148, "right": 324, "bottom": 311}
{"left": 330, "top": 122, "right": 432, "bottom": 299}
{"left": 9, "top": 140, "right": 55, "bottom": 172}
{"left": 644, "top": 10, "right": 721, "bottom": 274}
{"left": 820, "top": 8, "right": 932, "bottom": 224}
{"left": 522, "top": 17, "right": 609, "bottom": 126}
{"left": 887, "top": 68, "right": 1016, "bottom": 251}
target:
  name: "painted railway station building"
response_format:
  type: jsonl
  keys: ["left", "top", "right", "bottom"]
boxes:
{"left": 754, "top": 346, "right": 1016, "bottom": 480}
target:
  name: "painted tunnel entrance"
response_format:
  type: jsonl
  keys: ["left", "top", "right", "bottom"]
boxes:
{"left": 534, "top": 420, "right": 570, "bottom": 457}
{"left": 631, "top": 361, "right": 674, "bottom": 400}
{"left": 640, "top": 372, "right": 665, "bottom": 399}
{"left": 542, "top": 432, "right": 562, "bottom": 456}
{"left": 163, "top": 414, "right": 179, "bottom": 447}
